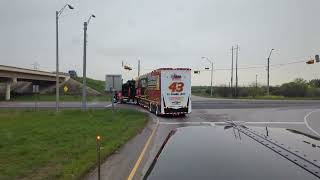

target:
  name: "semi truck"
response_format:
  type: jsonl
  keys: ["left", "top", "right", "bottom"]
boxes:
{"left": 117, "top": 68, "right": 192, "bottom": 115}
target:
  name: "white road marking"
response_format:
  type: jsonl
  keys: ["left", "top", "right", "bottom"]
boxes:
{"left": 243, "top": 121, "right": 305, "bottom": 125}
{"left": 105, "top": 104, "right": 113, "bottom": 108}
{"left": 304, "top": 109, "right": 320, "bottom": 137}
{"left": 159, "top": 121, "right": 305, "bottom": 126}
{"left": 159, "top": 121, "right": 215, "bottom": 126}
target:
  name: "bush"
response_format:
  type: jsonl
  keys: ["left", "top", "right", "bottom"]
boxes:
{"left": 216, "top": 86, "right": 232, "bottom": 97}
{"left": 279, "top": 78, "right": 308, "bottom": 97}
{"left": 192, "top": 78, "right": 320, "bottom": 98}
{"left": 306, "top": 87, "right": 320, "bottom": 97}
{"left": 309, "top": 79, "right": 320, "bottom": 88}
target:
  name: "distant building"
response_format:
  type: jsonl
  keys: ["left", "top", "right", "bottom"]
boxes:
{"left": 68, "top": 70, "right": 77, "bottom": 78}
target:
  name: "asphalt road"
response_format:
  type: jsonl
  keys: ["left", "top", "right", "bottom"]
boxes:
{"left": 1, "top": 96, "right": 320, "bottom": 109}
{"left": 82, "top": 96, "right": 320, "bottom": 180}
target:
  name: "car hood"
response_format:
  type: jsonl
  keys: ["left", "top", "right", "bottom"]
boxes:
{"left": 144, "top": 124, "right": 320, "bottom": 180}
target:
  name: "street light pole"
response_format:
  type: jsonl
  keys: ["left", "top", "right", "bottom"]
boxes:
{"left": 56, "top": 11, "right": 59, "bottom": 112}
{"left": 210, "top": 62, "right": 213, "bottom": 96}
{"left": 267, "top": 48, "right": 274, "bottom": 96}
{"left": 202, "top": 57, "right": 214, "bottom": 96}
{"left": 82, "top": 15, "right": 95, "bottom": 111}
{"left": 82, "top": 22, "right": 88, "bottom": 110}
{"left": 55, "top": 4, "right": 74, "bottom": 112}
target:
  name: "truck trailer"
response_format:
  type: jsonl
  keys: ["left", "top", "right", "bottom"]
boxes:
{"left": 135, "top": 68, "right": 192, "bottom": 115}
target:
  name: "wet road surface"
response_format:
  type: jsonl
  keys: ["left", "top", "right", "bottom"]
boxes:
{"left": 84, "top": 96, "right": 320, "bottom": 180}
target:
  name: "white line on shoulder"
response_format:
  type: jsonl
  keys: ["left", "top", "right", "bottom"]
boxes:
{"left": 304, "top": 109, "right": 320, "bottom": 137}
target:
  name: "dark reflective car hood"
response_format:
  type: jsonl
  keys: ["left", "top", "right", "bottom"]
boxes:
{"left": 144, "top": 125, "right": 320, "bottom": 180}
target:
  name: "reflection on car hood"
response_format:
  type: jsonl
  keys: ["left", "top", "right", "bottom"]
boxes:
{"left": 144, "top": 124, "right": 320, "bottom": 180}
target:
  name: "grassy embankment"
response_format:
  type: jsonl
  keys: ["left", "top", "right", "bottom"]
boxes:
{"left": 9, "top": 77, "right": 111, "bottom": 102}
{"left": 10, "top": 94, "right": 109, "bottom": 102}
{"left": 0, "top": 109, "right": 148, "bottom": 180}
{"left": 74, "top": 77, "right": 106, "bottom": 94}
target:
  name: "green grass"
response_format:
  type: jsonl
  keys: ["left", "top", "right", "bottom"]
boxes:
{"left": 0, "top": 109, "right": 148, "bottom": 180}
{"left": 10, "top": 95, "right": 111, "bottom": 102}
{"left": 74, "top": 77, "right": 106, "bottom": 94}
{"left": 192, "top": 93, "right": 320, "bottom": 100}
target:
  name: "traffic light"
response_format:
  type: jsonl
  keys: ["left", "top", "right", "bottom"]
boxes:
{"left": 124, "top": 65, "right": 132, "bottom": 70}
{"left": 306, "top": 59, "right": 315, "bottom": 64}
{"left": 194, "top": 70, "right": 200, "bottom": 74}
{"left": 316, "top": 55, "right": 319, "bottom": 63}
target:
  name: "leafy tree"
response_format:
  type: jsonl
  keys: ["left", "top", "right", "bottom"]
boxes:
{"left": 280, "top": 78, "right": 308, "bottom": 97}
{"left": 309, "top": 79, "right": 320, "bottom": 88}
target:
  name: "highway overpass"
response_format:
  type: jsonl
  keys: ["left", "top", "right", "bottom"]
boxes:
{"left": 0, "top": 65, "right": 69, "bottom": 100}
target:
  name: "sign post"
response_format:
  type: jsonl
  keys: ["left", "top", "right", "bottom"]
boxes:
{"left": 110, "top": 87, "right": 115, "bottom": 115}
{"left": 32, "top": 85, "right": 39, "bottom": 110}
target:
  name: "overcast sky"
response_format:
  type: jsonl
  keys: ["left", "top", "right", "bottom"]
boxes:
{"left": 0, "top": 0, "right": 319, "bottom": 86}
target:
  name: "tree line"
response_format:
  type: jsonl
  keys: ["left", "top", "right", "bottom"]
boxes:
{"left": 192, "top": 78, "right": 320, "bottom": 98}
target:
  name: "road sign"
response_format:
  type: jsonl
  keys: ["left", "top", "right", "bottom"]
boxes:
{"left": 32, "top": 85, "right": 39, "bottom": 93}
{"left": 63, "top": 85, "right": 68, "bottom": 92}
{"left": 32, "top": 85, "right": 40, "bottom": 110}
{"left": 105, "top": 74, "right": 122, "bottom": 92}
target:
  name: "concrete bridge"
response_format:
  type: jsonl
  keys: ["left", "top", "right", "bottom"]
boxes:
{"left": 0, "top": 65, "right": 69, "bottom": 100}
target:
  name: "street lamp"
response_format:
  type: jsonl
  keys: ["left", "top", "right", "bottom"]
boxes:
{"left": 267, "top": 48, "right": 274, "bottom": 96}
{"left": 82, "top": 14, "right": 96, "bottom": 111}
{"left": 56, "top": 4, "right": 74, "bottom": 112}
{"left": 201, "top": 57, "right": 214, "bottom": 96}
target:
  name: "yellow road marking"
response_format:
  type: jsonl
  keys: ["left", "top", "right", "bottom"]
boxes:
{"left": 127, "top": 122, "right": 159, "bottom": 180}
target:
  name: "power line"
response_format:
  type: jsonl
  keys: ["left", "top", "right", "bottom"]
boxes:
{"left": 124, "top": 59, "right": 308, "bottom": 73}
{"left": 194, "top": 59, "right": 307, "bottom": 71}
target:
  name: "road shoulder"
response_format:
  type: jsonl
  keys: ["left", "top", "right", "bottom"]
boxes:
{"left": 83, "top": 114, "right": 156, "bottom": 180}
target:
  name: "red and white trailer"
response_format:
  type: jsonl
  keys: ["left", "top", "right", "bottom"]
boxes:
{"left": 135, "top": 68, "right": 192, "bottom": 115}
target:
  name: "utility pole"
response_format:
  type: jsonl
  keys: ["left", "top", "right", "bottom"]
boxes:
{"left": 82, "top": 22, "right": 88, "bottom": 110}
{"left": 138, "top": 59, "right": 140, "bottom": 77}
{"left": 256, "top": 74, "right": 258, "bottom": 97}
{"left": 235, "top": 45, "right": 239, "bottom": 97}
{"left": 267, "top": 49, "right": 274, "bottom": 96}
{"left": 256, "top": 74, "right": 258, "bottom": 89}
{"left": 231, "top": 46, "right": 234, "bottom": 97}
{"left": 82, "top": 14, "right": 95, "bottom": 111}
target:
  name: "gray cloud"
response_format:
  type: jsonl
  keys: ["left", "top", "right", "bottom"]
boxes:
{"left": 0, "top": 0, "right": 319, "bottom": 86}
